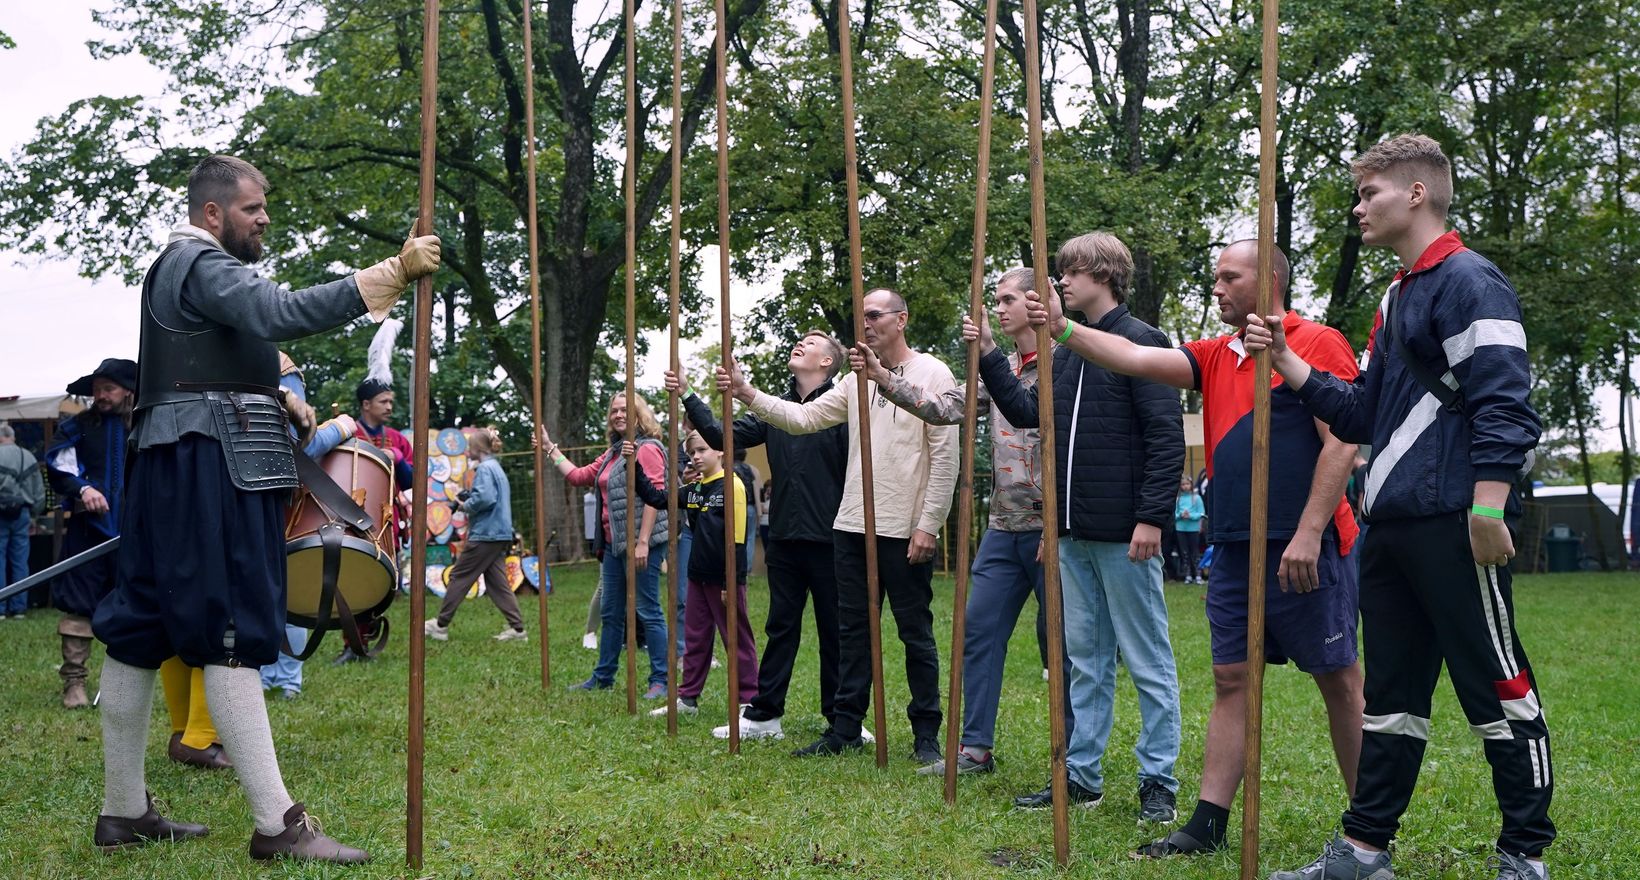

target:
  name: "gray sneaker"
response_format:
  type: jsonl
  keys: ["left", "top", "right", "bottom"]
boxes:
{"left": 915, "top": 746, "right": 995, "bottom": 776}
{"left": 1489, "top": 851, "right": 1546, "bottom": 880}
{"left": 1268, "top": 834, "right": 1394, "bottom": 880}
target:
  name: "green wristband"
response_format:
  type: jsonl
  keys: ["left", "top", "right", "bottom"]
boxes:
{"left": 1055, "top": 322, "right": 1075, "bottom": 345}
{"left": 1470, "top": 504, "right": 1505, "bottom": 519}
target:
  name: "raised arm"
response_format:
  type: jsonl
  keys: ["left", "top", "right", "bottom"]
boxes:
{"left": 849, "top": 341, "right": 970, "bottom": 426}
{"left": 1026, "top": 286, "right": 1194, "bottom": 388}
{"left": 722, "top": 358, "right": 849, "bottom": 435}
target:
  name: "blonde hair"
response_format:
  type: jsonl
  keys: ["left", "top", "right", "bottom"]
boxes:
{"left": 801, "top": 330, "right": 845, "bottom": 379}
{"left": 468, "top": 426, "right": 503, "bottom": 456}
{"left": 1055, "top": 232, "right": 1134, "bottom": 303}
{"left": 1350, "top": 134, "right": 1454, "bottom": 218}
{"left": 611, "top": 392, "right": 663, "bottom": 441}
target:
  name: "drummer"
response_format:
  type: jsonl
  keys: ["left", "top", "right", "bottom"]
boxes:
{"left": 261, "top": 353, "right": 359, "bottom": 699}
{"left": 335, "top": 378, "right": 414, "bottom": 665}
{"left": 353, "top": 378, "right": 414, "bottom": 496}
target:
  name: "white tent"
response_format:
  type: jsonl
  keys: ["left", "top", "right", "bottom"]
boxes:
{"left": 0, "top": 394, "right": 80, "bottom": 421}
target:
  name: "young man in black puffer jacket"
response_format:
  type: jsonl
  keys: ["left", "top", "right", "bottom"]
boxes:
{"left": 980, "top": 232, "right": 1186, "bottom": 824}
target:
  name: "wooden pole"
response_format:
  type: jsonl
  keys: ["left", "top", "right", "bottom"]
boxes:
{"left": 1019, "top": 0, "right": 1069, "bottom": 865}
{"left": 943, "top": 0, "right": 999, "bottom": 806}
{"left": 835, "top": 0, "right": 888, "bottom": 768}
{"left": 407, "top": 0, "right": 440, "bottom": 867}
{"left": 622, "top": 0, "right": 640, "bottom": 716}
{"left": 1240, "top": 1, "right": 1279, "bottom": 877}
{"left": 713, "top": 0, "right": 741, "bottom": 754}
{"left": 522, "top": 0, "right": 551, "bottom": 691}
{"left": 664, "top": 0, "right": 685, "bottom": 739}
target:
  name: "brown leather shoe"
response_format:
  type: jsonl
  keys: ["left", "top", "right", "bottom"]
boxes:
{"left": 168, "top": 732, "right": 233, "bottom": 770}
{"left": 94, "top": 792, "right": 209, "bottom": 851}
{"left": 248, "top": 803, "right": 370, "bottom": 864}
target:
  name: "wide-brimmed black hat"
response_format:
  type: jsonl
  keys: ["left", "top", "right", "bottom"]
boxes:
{"left": 66, "top": 358, "right": 138, "bottom": 396}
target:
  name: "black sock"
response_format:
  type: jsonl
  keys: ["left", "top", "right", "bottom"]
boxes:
{"left": 1179, "top": 800, "right": 1230, "bottom": 846}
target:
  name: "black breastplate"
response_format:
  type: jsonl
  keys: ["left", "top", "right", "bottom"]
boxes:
{"left": 136, "top": 239, "right": 279, "bottom": 411}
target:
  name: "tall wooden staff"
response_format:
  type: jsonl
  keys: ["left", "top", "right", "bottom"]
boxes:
{"left": 1018, "top": 0, "right": 1071, "bottom": 864}
{"left": 663, "top": 0, "right": 685, "bottom": 738}
{"left": 406, "top": 0, "right": 440, "bottom": 867}
{"left": 622, "top": 0, "right": 641, "bottom": 716}
{"left": 1240, "top": 0, "right": 1280, "bottom": 876}
{"left": 835, "top": 0, "right": 889, "bottom": 768}
{"left": 713, "top": 0, "right": 742, "bottom": 754}
{"left": 943, "top": 0, "right": 1000, "bottom": 805}
{"left": 522, "top": 0, "right": 552, "bottom": 690}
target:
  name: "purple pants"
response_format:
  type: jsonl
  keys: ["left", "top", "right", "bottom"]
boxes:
{"left": 681, "top": 578, "right": 759, "bottom": 701}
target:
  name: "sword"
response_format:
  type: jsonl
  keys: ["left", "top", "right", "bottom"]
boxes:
{"left": 0, "top": 536, "right": 119, "bottom": 603}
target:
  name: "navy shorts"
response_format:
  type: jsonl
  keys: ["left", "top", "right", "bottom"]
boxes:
{"left": 93, "top": 435, "right": 289, "bottom": 669}
{"left": 1206, "top": 536, "right": 1358, "bottom": 674}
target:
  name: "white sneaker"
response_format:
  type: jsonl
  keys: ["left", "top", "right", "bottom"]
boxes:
{"left": 424, "top": 620, "right": 450, "bottom": 641}
{"left": 711, "top": 712, "right": 784, "bottom": 740}
{"left": 494, "top": 627, "right": 528, "bottom": 642}
{"left": 1042, "top": 668, "right": 1050, "bottom": 681}
{"left": 710, "top": 656, "right": 721, "bottom": 669}
{"left": 581, "top": 631, "right": 598, "bottom": 650}
{"left": 649, "top": 697, "right": 698, "bottom": 717}
{"left": 859, "top": 726, "right": 876, "bottom": 744}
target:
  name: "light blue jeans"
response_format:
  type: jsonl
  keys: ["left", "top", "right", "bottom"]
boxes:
{"left": 1, "top": 511, "right": 29, "bottom": 615}
{"left": 673, "top": 529, "right": 691, "bottom": 659}
{"left": 594, "top": 544, "right": 669, "bottom": 687}
{"left": 1058, "top": 537, "right": 1181, "bottom": 794}
{"left": 259, "top": 624, "right": 308, "bottom": 694}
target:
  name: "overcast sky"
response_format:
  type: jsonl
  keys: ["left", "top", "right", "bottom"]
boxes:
{"left": 1, "top": 3, "right": 1631, "bottom": 453}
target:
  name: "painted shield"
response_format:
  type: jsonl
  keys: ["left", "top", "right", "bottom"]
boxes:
{"left": 505, "top": 555, "right": 525, "bottom": 591}
{"left": 445, "top": 480, "right": 463, "bottom": 502}
{"left": 522, "top": 556, "right": 548, "bottom": 594}
{"left": 424, "top": 565, "right": 447, "bottom": 598}
{"left": 441, "top": 563, "right": 485, "bottom": 598}
{"left": 426, "top": 502, "right": 452, "bottom": 537}
{"left": 449, "top": 510, "right": 468, "bottom": 534}
{"left": 446, "top": 454, "right": 468, "bottom": 480}
{"left": 437, "top": 427, "right": 468, "bottom": 456}
{"left": 428, "top": 455, "right": 452, "bottom": 483}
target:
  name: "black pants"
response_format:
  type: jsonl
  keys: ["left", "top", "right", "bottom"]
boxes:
{"left": 743, "top": 539, "right": 840, "bottom": 724}
{"left": 1342, "top": 514, "right": 1554, "bottom": 856}
{"left": 830, "top": 529, "right": 941, "bottom": 741}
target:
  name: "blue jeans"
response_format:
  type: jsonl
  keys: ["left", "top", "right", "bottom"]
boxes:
{"left": 744, "top": 507, "right": 757, "bottom": 574}
{"left": 259, "top": 624, "right": 308, "bottom": 694}
{"left": 594, "top": 544, "right": 670, "bottom": 686}
{"left": 673, "top": 529, "right": 691, "bottom": 659}
{"left": 1, "top": 511, "right": 29, "bottom": 615}
{"left": 960, "top": 529, "right": 1074, "bottom": 751}
{"left": 1058, "top": 537, "right": 1181, "bottom": 794}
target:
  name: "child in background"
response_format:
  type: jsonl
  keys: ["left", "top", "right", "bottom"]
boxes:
{"left": 624, "top": 433, "right": 758, "bottom": 717}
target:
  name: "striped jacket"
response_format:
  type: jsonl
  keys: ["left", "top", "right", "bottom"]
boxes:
{"left": 1293, "top": 232, "right": 1541, "bottom": 522}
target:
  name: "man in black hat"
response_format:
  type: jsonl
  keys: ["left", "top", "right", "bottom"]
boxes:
{"left": 88, "top": 154, "right": 439, "bottom": 863}
{"left": 45, "top": 358, "right": 137, "bottom": 709}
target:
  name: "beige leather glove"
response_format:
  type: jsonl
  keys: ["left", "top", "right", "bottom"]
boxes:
{"left": 355, "top": 227, "right": 442, "bottom": 321}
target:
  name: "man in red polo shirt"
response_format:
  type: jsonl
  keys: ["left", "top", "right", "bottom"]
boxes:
{"left": 1028, "top": 239, "right": 1364, "bottom": 858}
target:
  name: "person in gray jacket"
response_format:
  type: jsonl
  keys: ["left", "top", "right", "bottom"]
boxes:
{"left": 426, "top": 427, "right": 527, "bottom": 642}
{"left": 90, "top": 155, "right": 439, "bottom": 863}
{"left": 0, "top": 421, "right": 46, "bottom": 619}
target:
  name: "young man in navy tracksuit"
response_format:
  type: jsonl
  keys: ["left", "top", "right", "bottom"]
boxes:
{"left": 1248, "top": 134, "right": 1552, "bottom": 880}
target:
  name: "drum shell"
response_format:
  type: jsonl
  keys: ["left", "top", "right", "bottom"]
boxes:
{"left": 285, "top": 439, "right": 399, "bottom": 627}
{"left": 286, "top": 439, "right": 397, "bottom": 561}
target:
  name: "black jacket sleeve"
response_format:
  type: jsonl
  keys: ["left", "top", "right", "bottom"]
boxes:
{"left": 978, "top": 347, "right": 1040, "bottom": 428}
{"left": 683, "top": 393, "right": 769, "bottom": 452}
{"left": 628, "top": 457, "right": 671, "bottom": 510}
{"left": 1130, "top": 327, "right": 1185, "bottom": 529}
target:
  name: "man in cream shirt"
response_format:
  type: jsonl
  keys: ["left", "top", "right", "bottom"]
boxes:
{"left": 722, "top": 288, "right": 958, "bottom": 763}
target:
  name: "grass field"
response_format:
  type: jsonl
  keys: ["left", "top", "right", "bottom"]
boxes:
{"left": 0, "top": 567, "right": 1635, "bottom": 879}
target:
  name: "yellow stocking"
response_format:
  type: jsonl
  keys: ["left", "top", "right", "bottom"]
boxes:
{"left": 158, "top": 656, "right": 191, "bottom": 735}
{"left": 179, "top": 665, "right": 219, "bottom": 749}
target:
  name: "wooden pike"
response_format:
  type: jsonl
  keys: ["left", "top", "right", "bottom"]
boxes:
{"left": 713, "top": 0, "right": 741, "bottom": 754}
{"left": 622, "top": 0, "right": 640, "bottom": 716}
{"left": 406, "top": 0, "right": 440, "bottom": 867}
{"left": 943, "top": 0, "right": 1000, "bottom": 806}
{"left": 522, "top": 0, "right": 552, "bottom": 691}
{"left": 1018, "top": 0, "right": 1070, "bottom": 864}
{"left": 834, "top": 0, "right": 889, "bottom": 768}
{"left": 1240, "top": 0, "right": 1280, "bottom": 876}
{"left": 664, "top": 0, "right": 685, "bottom": 739}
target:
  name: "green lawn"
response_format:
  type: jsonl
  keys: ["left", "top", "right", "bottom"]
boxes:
{"left": 1, "top": 568, "right": 1634, "bottom": 879}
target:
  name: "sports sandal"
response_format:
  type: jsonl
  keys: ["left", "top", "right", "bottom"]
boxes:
{"left": 1133, "top": 828, "right": 1221, "bottom": 859}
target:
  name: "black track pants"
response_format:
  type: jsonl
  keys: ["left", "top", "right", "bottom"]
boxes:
{"left": 1342, "top": 513, "right": 1555, "bottom": 857}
